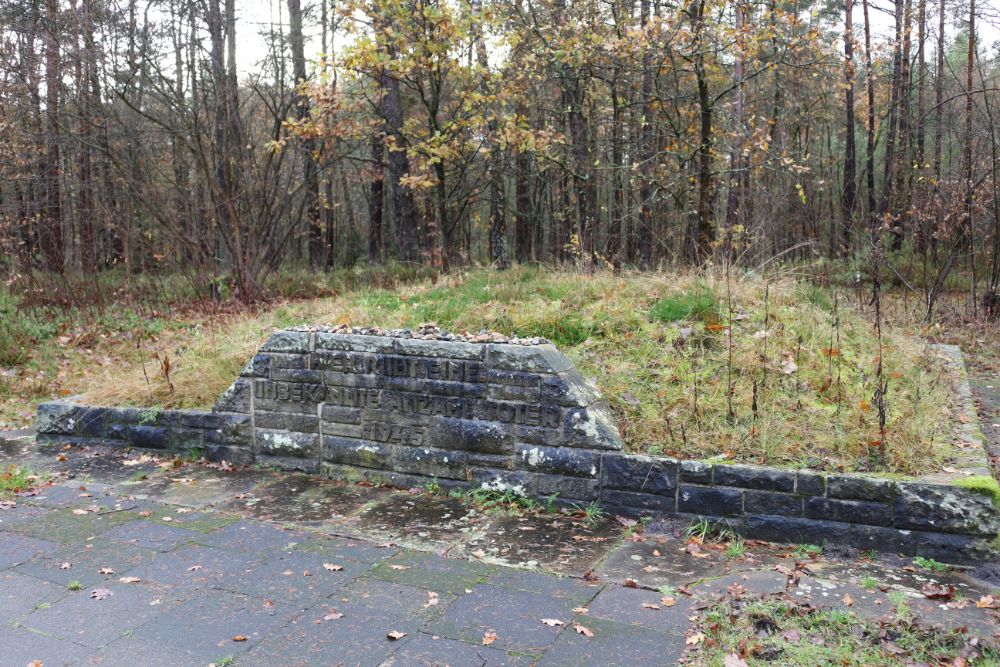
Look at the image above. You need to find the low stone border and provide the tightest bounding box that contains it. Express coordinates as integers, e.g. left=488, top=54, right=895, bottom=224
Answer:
left=34, top=336, right=999, bottom=563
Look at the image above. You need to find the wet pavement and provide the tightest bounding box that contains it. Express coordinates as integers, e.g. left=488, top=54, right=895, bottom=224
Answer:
left=2, top=435, right=1000, bottom=666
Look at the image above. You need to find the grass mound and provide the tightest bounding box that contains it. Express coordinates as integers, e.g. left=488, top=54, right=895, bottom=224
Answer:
left=29, top=267, right=958, bottom=474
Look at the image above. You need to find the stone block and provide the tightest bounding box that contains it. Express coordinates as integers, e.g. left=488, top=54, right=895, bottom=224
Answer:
left=36, top=402, right=85, bottom=435
left=536, top=474, right=599, bottom=501
left=679, top=460, right=713, bottom=484
left=121, top=424, right=171, bottom=449
left=562, top=407, right=624, bottom=451
left=257, top=454, right=320, bottom=473
left=213, top=378, right=251, bottom=413
left=205, top=444, right=254, bottom=466
left=743, top=490, right=803, bottom=517
left=806, top=497, right=892, bottom=527
left=259, top=331, right=312, bottom=353
left=827, top=475, right=895, bottom=502
left=539, top=374, right=600, bottom=406
left=713, top=464, right=795, bottom=492
left=894, top=483, right=1000, bottom=536
left=270, top=368, right=325, bottom=384
left=392, top=446, right=467, bottom=480
left=393, top=337, right=485, bottom=360
left=314, top=333, right=394, bottom=354
left=515, top=444, right=598, bottom=478
left=678, top=485, right=742, bottom=516
left=75, top=408, right=109, bottom=438
left=321, top=435, right=392, bottom=469
left=426, top=417, right=513, bottom=455
left=486, top=343, right=573, bottom=374
left=254, top=411, right=319, bottom=434
left=742, top=514, right=851, bottom=546
left=910, top=530, right=997, bottom=563
left=470, top=469, right=537, bottom=497
left=255, top=428, right=319, bottom=460
left=601, top=454, right=676, bottom=494
left=795, top=472, right=826, bottom=496
left=850, top=524, right=912, bottom=555
left=320, top=405, right=361, bottom=424
left=601, top=489, right=675, bottom=514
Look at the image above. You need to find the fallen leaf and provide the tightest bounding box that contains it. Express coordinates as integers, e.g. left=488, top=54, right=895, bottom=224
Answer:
left=59, top=562, right=71, bottom=570
left=98, top=567, right=115, bottom=575
left=922, top=582, right=955, bottom=600
left=572, top=607, right=588, bottom=614
left=685, top=632, right=705, bottom=645
left=843, top=593, right=853, bottom=606
left=118, top=576, right=141, bottom=584
left=623, top=579, right=639, bottom=588
left=323, top=612, right=344, bottom=621
left=977, top=595, right=999, bottom=609
left=573, top=624, right=594, bottom=638
left=232, top=635, right=248, bottom=642
left=540, top=619, right=564, bottom=627
left=642, top=603, right=660, bottom=610
left=72, top=509, right=89, bottom=515
left=187, top=565, right=202, bottom=571
left=390, top=565, right=410, bottom=571
left=323, top=563, right=343, bottom=572
left=90, top=588, right=113, bottom=600
left=387, top=631, right=407, bottom=641
left=482, top=631, right=497, bottom=646
left=661, top=596, right=676, bottom=607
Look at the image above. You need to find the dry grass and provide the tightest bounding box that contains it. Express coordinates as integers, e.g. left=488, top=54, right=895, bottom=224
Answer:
left=68, top=266, right=960, bottom=475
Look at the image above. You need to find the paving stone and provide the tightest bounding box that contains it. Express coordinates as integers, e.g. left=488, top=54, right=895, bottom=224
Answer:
left=194, top=518, right=312, bottom=553
left=455, top=512, right=621, bottom=575
left=124, top=543, right=265, bottom=590
left=213, top=549, right=360, bottom=608
left=536, top=614, right=686, bottom=667
left=585, top=584, right=697, bottom=634
left=22, top=582, right=186, bottom=649
left=0, top=571, right=69, bottom=624
left=85, top=636, right=205, bottom=667
left=131, top=588, right=298, bottom=661
left=690, top=569, right=789, bottom=597
left=244, top=579, right=446, bottom=667
left=100, top=520, right=197, bottom=552
left=485, top=567, right=601, bottom=606
left=218, top=472, right=392, bottom=525
left=0, top=532, right=61, bottom=569
left=14, top=540, right=157, bottom=587
left=293, top=535, right=394, bottom=577
left=340, top=493, right=489, bottom=551
left=21, top=484, right=112, bottom=508
left=129, top=467, right=270, bottom=508
left=369, top=551, right=493, bottom=595
left=427, top=583, right=582, bottom=654
left=594, top=534, right=727, bottom=589
left=0, top=626, right=93, bottom=667
left=382, top=632, right=535, bottom=666
left=6, top=508, right=138, bottom=544
left=137, top=506, right=240, bottom=533
left=0, top=503, right=50, bottom=529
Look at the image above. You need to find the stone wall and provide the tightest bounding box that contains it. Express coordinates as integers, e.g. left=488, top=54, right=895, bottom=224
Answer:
left=34, top=331, right=1000, bottom=563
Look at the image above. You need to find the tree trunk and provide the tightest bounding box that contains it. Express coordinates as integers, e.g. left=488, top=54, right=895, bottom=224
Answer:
left=288, top=0, right=323, bottom=268
left=41, top=0, right=63, bottom=272
left=638, top=0, right=654, bottom=268
left=841, top=0, right=857, bottom=255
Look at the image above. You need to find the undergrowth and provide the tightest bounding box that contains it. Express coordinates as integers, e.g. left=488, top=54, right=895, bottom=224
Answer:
left=6, top=266, right=961, bottom=475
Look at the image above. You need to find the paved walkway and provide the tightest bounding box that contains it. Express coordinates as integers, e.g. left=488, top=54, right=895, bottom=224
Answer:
left=1, top=434, right=999, bottom=666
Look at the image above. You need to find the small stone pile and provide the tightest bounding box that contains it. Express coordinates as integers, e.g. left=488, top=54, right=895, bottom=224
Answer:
left=288, top=322, right=548, bottom=346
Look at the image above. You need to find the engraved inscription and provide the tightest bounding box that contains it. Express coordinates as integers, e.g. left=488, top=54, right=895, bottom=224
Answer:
left=254, top=379, right=562, bottom=428
left=361, top=421, right=426, bottom=446
left=314, top=352, right=484, bottom=383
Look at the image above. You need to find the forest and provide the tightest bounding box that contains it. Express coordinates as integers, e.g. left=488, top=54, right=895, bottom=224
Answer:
left=0, top=0, right=997, bottom=313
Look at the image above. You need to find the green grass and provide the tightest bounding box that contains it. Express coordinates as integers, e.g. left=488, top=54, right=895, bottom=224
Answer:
left=913, top=556, right=949, bottom=572
left=0, top=465, right=42, bottom=499
left=20, top=266, right=959, bottom=475
left=691, top=596, right=997, bottom=666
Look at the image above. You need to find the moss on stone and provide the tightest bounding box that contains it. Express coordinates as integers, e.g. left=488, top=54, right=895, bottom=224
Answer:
left=955, top=476, right=1000, bottom=508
